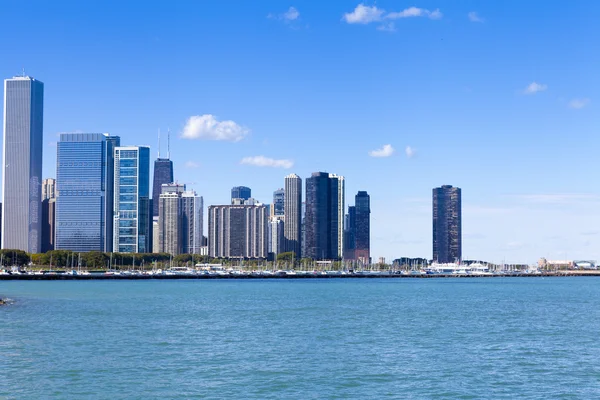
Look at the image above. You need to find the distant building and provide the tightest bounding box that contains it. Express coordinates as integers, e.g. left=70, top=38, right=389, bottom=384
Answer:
left=343, top=206, right=356, bottom=260
left=114, top=146, right=150, bottom=253
left=231, top=186, right=251, bottom=202
left=158, top=183, right=185, bottom=255
left=208, top=204, right=268, bottom=259
left=41, top=198, right=56, bottom=252
left=2, top=76, right=44, bottom=253
left=181, top=191, right=203, bottom=254
left=432, top=185, right=462, bottom=263
left=42, top=178, right=56, bottom=201
left=273, top=188, right=285, bottom=216
left=354, top=191, right=370, bottom=264
left=152, top=159, right=174, bottom=217
left=55, top=133, right=120, bottom=252
left=268, top=216, right=285, bottom=256
left=284, top=174, right=302, bottom=258
left=305, top=172, right=344, bottom=260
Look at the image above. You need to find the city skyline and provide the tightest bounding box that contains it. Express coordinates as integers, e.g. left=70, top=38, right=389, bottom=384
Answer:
left=0, top=1, right=597, bottom=263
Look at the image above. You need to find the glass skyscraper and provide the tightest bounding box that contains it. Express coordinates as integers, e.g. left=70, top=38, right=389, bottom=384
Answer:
left=55, top=133, right=120, bottom=252
left=273, top=188, right=285, bottom=216
left=231, top=186, right=251, bottom=202
left=2, top=76, right=44, bottom=253
left=114, top=146, right=150, bottom=253
left=152, top=158, right=174, bottom=217
left=284, top=174, right=302, bottom=258
left=432, top=185, right=462, bottom=263
left=354, top=191, right=370, bottom=264
left=305, top=172, right=344, bottom=260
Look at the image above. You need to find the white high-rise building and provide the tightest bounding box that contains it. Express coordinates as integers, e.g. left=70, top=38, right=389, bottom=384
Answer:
left=2, top=76, right=44, bottom=252
left=42, top=178, right=56, bottom=201
left=284, top=173, right=302, bottom=258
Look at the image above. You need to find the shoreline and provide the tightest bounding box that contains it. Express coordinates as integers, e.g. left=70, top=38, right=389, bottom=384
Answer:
left=0, top=271, right=598, bottom=280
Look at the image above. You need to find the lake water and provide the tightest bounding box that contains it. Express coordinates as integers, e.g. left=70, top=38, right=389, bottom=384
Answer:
left=2, top=278, right=600, bottom=399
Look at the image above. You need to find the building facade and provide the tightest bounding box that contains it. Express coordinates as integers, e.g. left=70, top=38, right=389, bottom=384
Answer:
left=55, top=133, right=120, bottom=252
left=354, top=191, right=370, bottom=264
left=181, top=191, right=203, bottom=254
left=273, top=188, right=285, bottom=216
left=268, top=216, right=285, bottom=256
left=343, top=206, right=356, bottom=260
left=208, top=204, right=268, bottom=259
left=304, top=172, right=344, bottom=260
left=42, top=178, right=56, bottom=201
left=113, top=146, right=150, bottom=253
left=2, top=76, right=44, bottom=252
left=158, top=191, right=182, bottom=255
left=284, top=173, right=302, bottom=258
left=152, top=158, right=174, bottom=217
left=41, top=198, right=56, bottom=253
left=231, top=186, right=251, bottom=202
left=432, top=185, right=462, bottom=263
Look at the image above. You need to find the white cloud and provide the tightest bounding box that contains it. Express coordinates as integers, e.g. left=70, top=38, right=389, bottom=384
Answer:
left=185, top=161, right=200, bottom=169
left=344, top=4, right=442, bottom=26
left=181, top=114, right=249, bottom=142
left=369, top=144, right=395, bottom=158
left=468, top=11, right=484, bottom=22
left=240, top=156, right=294, bottom=169
left=284, top=6, right=300, bottom=21
left=568, top=98, right=590, bottom=109
left=405, top=145, right=416, bottom=158
left=269, top=6, right=300, bottom=22
left=523, top=82, right=547, bottom=95
left=386, top=7, right=443, bottom=20
left=343, top=4, right=384, bottom=24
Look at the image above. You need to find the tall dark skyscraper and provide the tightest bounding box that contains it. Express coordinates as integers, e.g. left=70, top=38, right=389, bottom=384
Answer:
left=273, top=188, right=285, bottom=216
left=231, top=186, right=251, bottom=201
left=2, top=76, right=44, bottom=253
left=354, top=191, right=370, bottom=264
left=343, top=206, right=356, bottom=260
left=305, top=172, right=344, bottom=260
left=152, top=159, right=174, bottom=217
left=432, top=185, right=462, bottom=263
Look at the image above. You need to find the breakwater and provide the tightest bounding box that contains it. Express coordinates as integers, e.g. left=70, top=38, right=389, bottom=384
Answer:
left=1, top=271, right=598, bottom=280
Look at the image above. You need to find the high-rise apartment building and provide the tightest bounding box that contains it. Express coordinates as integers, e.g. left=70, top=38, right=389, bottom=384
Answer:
left=181, top=191, right=203, bottom=254
left=273, top=188, right=285, bottom=216
left=354, top=191, right=370, bottom=264
left=268, top=216, right=284, bottom=256
left=2, top=76, right=44, bottom=252
left=305, top=172, right=345, bottom=260
left=114, top=146, right=150, bottom=253
left=432, top=185, right=462, bottom=263
left=158, top=184, right=185, bottom=255
left=208, top=204, right=268, bottom=259
left=284, top=174, right=302, bottom=258
left=343, top=206, right=356, bottom=260
left=42, top=178, right=56, bottom=201
left=231, top=186, right=251, bottom=202
left=55, top=133, right=120, bottom=252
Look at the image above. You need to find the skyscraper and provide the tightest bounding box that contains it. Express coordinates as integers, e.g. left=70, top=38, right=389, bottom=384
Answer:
left=55, top=133, right=120, bottom=252
left=2, top=76, right=44, bottom=252
left=284, top=174, right=302, bottom=258
left=152, top=159, right=174, bottom=217
left=114, top=146, right=150, bottom=253
left=41, top=197, right=56, bottom=253
left=343, top=206, right=356, bottom=260
left=152, top=130, right=174, bottom=217
left=432, top=185, right=462, bottom=263
left=305, top=172, right=344, bottom=260
left=273, top=188, right=285, bottom=216
left=231, top=186, right=251, bottom=202
left=181, top=191, right=203, bottom=254
left=354, top=191, right=370, bottom=264
left=208, top=204, right=268, bottom=259
left=268, top=216, right=284, bottom=256
left=158, top=183, right=185, bottom=256
left=42, top=178, right=56, bottom=200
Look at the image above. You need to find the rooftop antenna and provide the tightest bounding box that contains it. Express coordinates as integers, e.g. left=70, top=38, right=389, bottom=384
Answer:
left=157, top=128, right=161, bottom=158
left=22, top=68, right=25, bottom=77
left=167, top=128, right=171, bottom=159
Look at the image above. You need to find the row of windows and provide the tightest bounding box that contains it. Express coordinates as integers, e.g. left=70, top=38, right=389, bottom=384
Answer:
left=119, top=168, right=137, bottom=177
left=119, top=177, right=137, bottom=185
left=117, top=151, right=138, bottom=158
left=57, top=191, right=102, bottom=197
left=58, top=222, right=101, bottom=226
left=119, top=159, right=137, bottom=167
left=119, top=211, right=137, bottom=219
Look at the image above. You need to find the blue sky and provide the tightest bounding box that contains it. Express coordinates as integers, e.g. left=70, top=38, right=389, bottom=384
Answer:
left=1, top=1, right=598, bottom=263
